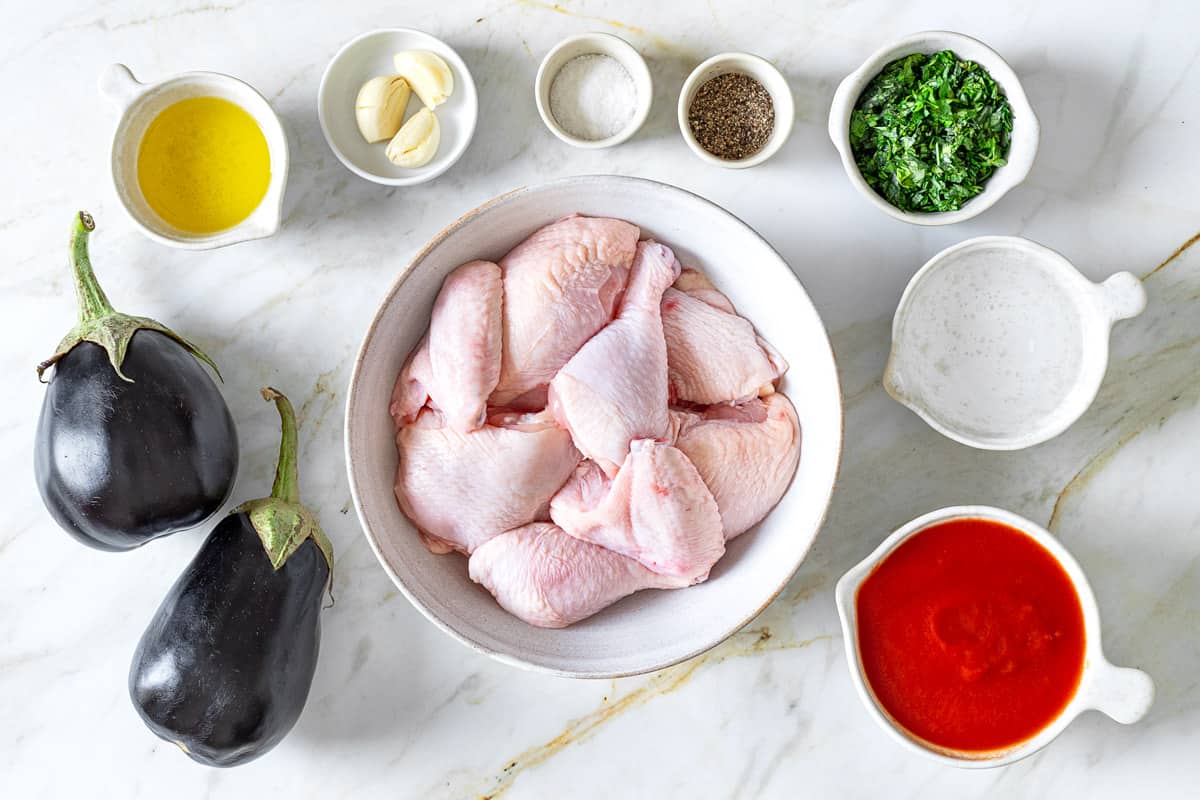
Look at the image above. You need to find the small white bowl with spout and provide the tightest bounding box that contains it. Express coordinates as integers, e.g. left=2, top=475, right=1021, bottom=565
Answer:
left=884, top=236, right=1146, bottom=450
left=98, top=63, right=289, bottom=250
left=836, top=505, right=1155, bottom=768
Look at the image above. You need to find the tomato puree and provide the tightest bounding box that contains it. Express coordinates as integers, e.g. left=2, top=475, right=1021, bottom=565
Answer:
left=855, top=517, right=1085, bottom=752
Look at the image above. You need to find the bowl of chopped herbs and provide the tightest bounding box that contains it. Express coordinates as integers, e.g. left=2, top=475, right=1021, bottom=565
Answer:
left=829, top=31, right=1039, bottom=225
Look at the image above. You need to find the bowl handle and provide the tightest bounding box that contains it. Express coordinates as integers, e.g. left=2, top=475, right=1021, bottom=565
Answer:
left=98, top=63, right=144, bottom=109
left=1087, top=658, right=1155, bottom=724
left=1097, top=271, right=1147, bottom=322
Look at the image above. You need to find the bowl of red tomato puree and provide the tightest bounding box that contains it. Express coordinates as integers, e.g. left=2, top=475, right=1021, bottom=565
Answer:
left=836, top=505, right=1154, bottom=767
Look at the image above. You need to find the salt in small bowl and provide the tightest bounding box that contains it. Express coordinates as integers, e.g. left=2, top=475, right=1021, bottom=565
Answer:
left=535, top=32, right=652, bottom=149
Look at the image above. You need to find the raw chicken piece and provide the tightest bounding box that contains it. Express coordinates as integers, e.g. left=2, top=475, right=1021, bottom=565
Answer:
left=673, top=267, right=735, bottom=313
left=428, top=260, right=503, bottom=432
left=550, top=439, right=725, bottom=585
left=389, top=261, right=503, bottom=433
left=491, top=215, right=639, bottom=407
left=389, top=334, right=431, bottom=428
left=395, top=408, right=580, bottom=554
left=469, top=522, right=676, bottom=628
left=671, top=393, right=801, bottom=540
left=549, top=240, right=680, bottom=474
left=661, top=274, right=788, bottom=405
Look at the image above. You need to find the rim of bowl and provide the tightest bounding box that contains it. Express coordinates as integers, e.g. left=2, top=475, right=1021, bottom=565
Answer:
left=344, top=174, right=845, bottom=678
left=534, top=32, right=653, bottom=149
left=883, top=235, right=1115, bottom=450
left=827, top=30, right=1040, bottom=225
left=833, top=504, right=1138, bottom=768
left=677, top=52, right=795, bottom=169
left=105, top=69, right=289, bottom=250
left=317, top=27, right=479, bottom=186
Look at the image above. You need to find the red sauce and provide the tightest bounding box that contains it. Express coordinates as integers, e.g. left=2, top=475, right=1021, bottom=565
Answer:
left=855, top=517, right=1085, bottom=752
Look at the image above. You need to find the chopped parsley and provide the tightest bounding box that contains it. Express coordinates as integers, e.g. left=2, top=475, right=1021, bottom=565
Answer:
left=849, top=50, right=1013, bottom=214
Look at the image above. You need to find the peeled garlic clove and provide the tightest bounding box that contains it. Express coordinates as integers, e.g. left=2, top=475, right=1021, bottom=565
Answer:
left=355, top=75, right=411, bottom=143
left=392, top=50, right=454, bottom=109
left=385, top=107, right=440, bottom=167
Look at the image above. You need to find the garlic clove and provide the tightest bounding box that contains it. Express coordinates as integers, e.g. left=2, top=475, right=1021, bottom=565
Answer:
left=355, top=75, right=411, bottom=143
left=392, top=50, right=454, bottom=109
left=385, top=107, right=441, bottom=167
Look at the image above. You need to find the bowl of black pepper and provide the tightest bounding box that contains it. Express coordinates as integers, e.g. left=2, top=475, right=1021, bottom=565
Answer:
left=828, top=30, right=1040, bottom=225
left=678, top=52, right=795, bottom=168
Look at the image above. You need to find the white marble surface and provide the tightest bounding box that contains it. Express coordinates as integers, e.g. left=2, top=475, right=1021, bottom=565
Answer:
left=3, top=1, right=1199, bottom=797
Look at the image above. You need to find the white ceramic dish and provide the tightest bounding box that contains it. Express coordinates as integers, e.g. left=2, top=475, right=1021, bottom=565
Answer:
left=318, top=28, right=478, bottom=186
left=884, top=236, right=1146, bottom=450
left=98, top=63, right=288, bottom=250
left=835, top=505, right=1154, bottom=768
left=534, top=32, right=652, bottom=149
left=345, top=175, right=843, bottom=678
left=677, top=52, right=794, bottom=169
left=828, top=31, right=1039, bottom=225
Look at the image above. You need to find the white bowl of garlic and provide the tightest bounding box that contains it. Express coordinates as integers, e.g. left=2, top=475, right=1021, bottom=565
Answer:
left=318, top=28, right=478, bottom=186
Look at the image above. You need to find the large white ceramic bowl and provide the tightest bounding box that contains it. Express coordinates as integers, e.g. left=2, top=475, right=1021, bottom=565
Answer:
left=345, top=175, right=843, bottom=678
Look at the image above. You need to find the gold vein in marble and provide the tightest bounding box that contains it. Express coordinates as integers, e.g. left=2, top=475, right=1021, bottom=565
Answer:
left=476, top=629, right=831, bottom=799
left=1050, top=229, right=1200, bottom=530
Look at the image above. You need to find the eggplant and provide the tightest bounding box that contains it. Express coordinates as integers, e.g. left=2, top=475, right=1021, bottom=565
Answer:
left=129, top=388, right=333, bottom=767
left=35, top=212, right=237, bottom=551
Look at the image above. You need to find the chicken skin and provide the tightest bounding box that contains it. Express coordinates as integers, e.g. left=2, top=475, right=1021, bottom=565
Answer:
left=671, top=394, right=801, bottom=540
left=661, top=269, right=787, bottom=405
left=469, top=522, right=677, bottom=628
left=491, top=214, right=639, bottom=408
left=549, top=240, right=679, bottom=475
left=550, top=439, right=725, bottom=585
left=395, top=409, right=580, bottom=554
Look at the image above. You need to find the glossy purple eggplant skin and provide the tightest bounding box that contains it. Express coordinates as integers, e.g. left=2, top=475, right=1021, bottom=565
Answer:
left=34, top=330, right=238, bottom=551
left=129, top=512, right=328, bottom=767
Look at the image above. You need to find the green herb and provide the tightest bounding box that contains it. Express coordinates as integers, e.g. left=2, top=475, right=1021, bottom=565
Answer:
left=849, top=50, right=1013, bottom=213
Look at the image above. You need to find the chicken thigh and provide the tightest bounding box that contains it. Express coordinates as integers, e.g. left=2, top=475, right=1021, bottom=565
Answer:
left=672, top=267, right=736, bottom=313
left=491, top=215, right=639, bottom=408
left=671, top=393, right=801, bottom=540
left=549, top=240, right=679, bottom=474
left=550, top=439, right=725, bottom=585
left=469, top=522, right=676, bottom=628
left=661, top=271, right=788, bottom=405
left=395, top=408, right=580, bottom=554
left=389, top=333, right=432, bottom=428
left=388, top=260, right=503, bottom=433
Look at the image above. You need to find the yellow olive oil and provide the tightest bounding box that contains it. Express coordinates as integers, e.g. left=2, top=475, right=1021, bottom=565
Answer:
left=137, top=96, right=271, bottom=234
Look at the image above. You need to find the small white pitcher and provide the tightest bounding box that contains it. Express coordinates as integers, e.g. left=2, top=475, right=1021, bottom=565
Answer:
left=99, top=63, right=289, bottom=250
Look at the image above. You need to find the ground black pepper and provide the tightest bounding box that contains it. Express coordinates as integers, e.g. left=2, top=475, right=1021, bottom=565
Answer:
left=687, top=72, right=775, bottom=161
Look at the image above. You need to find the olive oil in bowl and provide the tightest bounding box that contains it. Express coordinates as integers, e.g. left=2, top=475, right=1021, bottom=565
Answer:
left=137, top=96, right=271, bottom=234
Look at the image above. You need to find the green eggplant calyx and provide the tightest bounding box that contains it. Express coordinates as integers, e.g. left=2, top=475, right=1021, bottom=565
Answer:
left=35, top=211, right=222, bottom=384
left=236, top=388, right=335, bottom=576
left=235, top=497, right=334, bottom=574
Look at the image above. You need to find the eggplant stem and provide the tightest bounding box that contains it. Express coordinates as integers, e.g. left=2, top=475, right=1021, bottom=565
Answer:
left=37, top=211, right=224, bottom=383
left=70, top=211, right=115, bottom=323
left=263, top=387, right=300, bottom=504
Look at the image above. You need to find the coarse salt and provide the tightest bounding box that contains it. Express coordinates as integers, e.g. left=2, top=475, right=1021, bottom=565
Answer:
left=548, top=54, right=636, bottom=141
